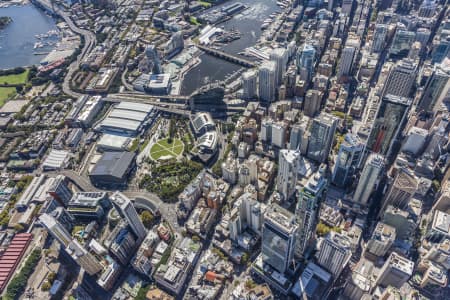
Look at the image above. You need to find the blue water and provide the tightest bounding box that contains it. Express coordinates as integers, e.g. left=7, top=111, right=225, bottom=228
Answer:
left=0, top=4, right=58, bottom=69
left=180, top=0, right=281, bottom=95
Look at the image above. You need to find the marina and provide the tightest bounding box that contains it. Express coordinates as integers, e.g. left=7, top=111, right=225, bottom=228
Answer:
left=181, top=0, right=280, bottom=95
left=0, top=3, right=59, bottom=68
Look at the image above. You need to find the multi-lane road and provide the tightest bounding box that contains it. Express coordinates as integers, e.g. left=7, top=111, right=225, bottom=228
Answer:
left=33, top=0, right=96, bottom=98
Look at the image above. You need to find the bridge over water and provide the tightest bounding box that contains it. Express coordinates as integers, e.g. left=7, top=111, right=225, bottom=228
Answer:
left=196, top=44, right=257, bottom=68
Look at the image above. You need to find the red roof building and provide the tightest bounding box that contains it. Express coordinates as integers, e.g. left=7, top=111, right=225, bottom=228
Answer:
left=0, top=233, right=33, bottom=292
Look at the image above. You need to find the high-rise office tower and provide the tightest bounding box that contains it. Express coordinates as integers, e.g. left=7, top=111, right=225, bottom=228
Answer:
left=47, top=175, right=73, bottom=206
left=39, top=213, right=103, bottom=276
left=389, top=29, right=415, bottom=58
left=49, top=207, right=75, bottom=233
left=66, top=240, right=104, bottom=276
left=145, top=44, right=161, bottom=74
left=165, top=31, right=184, bottom=57
left=367, top=95, right=412, bottom=156
left=241, top=69, right=258, bottom=100
left=419, top=0, right=437, bottom=18
left=307, top=113, right=338, bottom=163
left=337, top=46, right=356, bottom=78
left=317, top=231, right=352, bottom=277
left=415, top=28, right=431, bottom=46
left=343, top=259, right=374, bottom=299
left=271, top=121, right=287, bottom=148
left=383, top=168, right=418, bottom=210
left=366, top=222, right=396, bottom=257
left=261, top=118, right=273, bottom=143
left=258, top=61, right=276, bottom=102
left=341, top=0, right=353, bottom=14
left=331, top=134, right=364, bottom=187
left=295, top=166, right=327, bottom=257
left=419, top=62, right=450, bottom=112
left=296, top=44, right=316, bottom=81
left=289, top=120, right=309, bottom=151
left=383, top=59, right=417, bottom=98
left=261, top=204, right=298, bottom=274
left=432, top=36, right=450, bottom=63
left=110, top=191, right=147, bottom=243
left=372, top=24, right=388, bottom=53
left=39, top=213, right=73, bottom=247
left=303, top=89, right=323, bottom=117
left=353, top=154, right=384, bottom=205
left=277, top=149, right=300, bottom=201
left=270, top=48, right=288, bottom=85
left=376, top=252, right=414, bottom=288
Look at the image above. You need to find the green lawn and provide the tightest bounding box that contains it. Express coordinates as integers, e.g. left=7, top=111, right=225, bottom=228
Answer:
left=198, top=1, right=211, bottom=7
left=189, top=16, right=200, bottom=25
left=0, top=69, right=29, bottom=85
left=0, top=87, right=16, bottom=107
left=150, top=138, right=184, bottom=160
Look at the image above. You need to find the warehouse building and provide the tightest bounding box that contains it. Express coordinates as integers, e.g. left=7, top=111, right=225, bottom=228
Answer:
left=98, top=102, right=156, bottom=137
left=89, top=151, right=136, bottom=188
left=97, top=134, right=132, bottom=152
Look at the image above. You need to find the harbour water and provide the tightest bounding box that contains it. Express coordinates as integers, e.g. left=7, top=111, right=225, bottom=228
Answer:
left=180, top=0, right=281, bottom=95
left=0, top=4, right=58, bottom=69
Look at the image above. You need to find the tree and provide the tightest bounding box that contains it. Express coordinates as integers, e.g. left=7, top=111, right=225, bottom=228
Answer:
left=140, top=211, right=154, bottom=229
left=15, top=85, right=23, bottom=94
left=241, top=252, right=249, bottom=264
left=47, top=272, right=56, bottom=283
left=13, top=224, right=24, bottom=232
left=41, top=281, right=51, bottom=291
left=316, top=222, right=331, bottom=237
left=432, top=179, right=441, bottom=192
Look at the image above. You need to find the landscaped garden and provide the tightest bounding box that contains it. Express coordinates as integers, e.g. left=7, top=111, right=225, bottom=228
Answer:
left=150, top=138, right=184, bottom=160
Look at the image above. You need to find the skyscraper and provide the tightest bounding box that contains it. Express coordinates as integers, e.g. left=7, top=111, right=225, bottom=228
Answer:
left=277, top=149, right=300, bottom=201
left=432, top=35, right=450, bottom=63
left=289, top=120, right=309, bottom=151
left=270, top=48, right=288, bottom=85
left=383, top=59, right=417, bottom=98
left=331, top=134, right=364, bottom=187
left=165, top=31, right=184, bottom=58
left=261, top=204, right=298, bottom=274
left=383, top=168, right=418, bottom=210
left=366, top=222, right=396, bottom=257
left=66, top=239, right=104, bottom=275
left=307, top=113, right=338, bottom=163
left=295, top=166, right=327, bottom=257
left=389, top=29, right=415, bottom=58
left=419, top=61, right=450, bottom=112
left=39, top=213, right=104, bottom=276
left=367, top=95, right=412, bottom=156
left=145, top=44, right=161, bottom=74
left=241, top=69, right=258, bottom=100
left=337, top=46, right=356, bottom=78
left=110, top=191, right=147, bottom=243
left=317, top=231, right=352, bottom=277
left=418, top=0, right=437, bottom=18
left=296, top=44, right=316, bottom=81
left=303, top=89, right=323, bottom=117
left=415, top=28, right=431, bottom=47
left=258, top=61, right=276, bottom=102
left=353, top=154, right=384, bottom=205
left=47, top=175, right=73, bottom=206
left=39, top=213, right=73, bottom=247
left=376, top=252, right=414, bottom=288
left=341, top=0, right=353, bottom=14
left=372, top=24, right=388, bottom=53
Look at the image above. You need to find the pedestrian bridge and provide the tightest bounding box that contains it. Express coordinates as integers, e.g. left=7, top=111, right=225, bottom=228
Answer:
left=197, top=44, right=257, bottom=68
